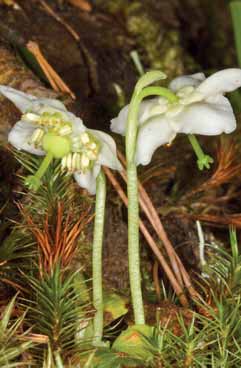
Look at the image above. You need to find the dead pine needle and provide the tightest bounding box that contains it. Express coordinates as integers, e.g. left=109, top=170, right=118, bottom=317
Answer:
left=27, top=40, right=76, bottom=99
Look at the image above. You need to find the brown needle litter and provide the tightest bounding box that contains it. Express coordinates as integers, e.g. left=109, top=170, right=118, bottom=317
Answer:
left=27, top=41, right=76, bottom=99
left=38, top=0, right=80, bottom=42
left=67, top=0, right=92, bottom=12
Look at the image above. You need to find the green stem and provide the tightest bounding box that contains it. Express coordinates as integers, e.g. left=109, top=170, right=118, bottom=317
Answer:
left=92, top=169, right=106, bottom=345
left=130, top=50, right=145, bottom=76
left=126, top=83, right=178, bottom=324
left=25, top=151, right=54, bottom=191
left=54, top=352, right=64, bottom=368
left=127, top=162, right=145, bottom=324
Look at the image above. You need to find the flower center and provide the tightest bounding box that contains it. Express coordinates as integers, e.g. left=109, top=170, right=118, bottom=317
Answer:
left=42, top=133, right=71, bottom=159
left=177, top=86, right=203, bottom=106
left=24, top=111, right=73, bottom=148
left=61, top=131, right=100, bottom=173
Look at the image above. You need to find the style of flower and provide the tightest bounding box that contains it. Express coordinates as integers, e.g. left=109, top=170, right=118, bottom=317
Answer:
left=111, top=69, right=241, bottom=166
left=0, top=85, right=121, bottom=194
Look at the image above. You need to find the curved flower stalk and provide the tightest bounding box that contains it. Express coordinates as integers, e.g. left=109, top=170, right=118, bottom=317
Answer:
left=0, top=85, right=122, bottom=345
left=111, top=68, right=241, bottom=169
left=110, top=69, right=241, bottom=325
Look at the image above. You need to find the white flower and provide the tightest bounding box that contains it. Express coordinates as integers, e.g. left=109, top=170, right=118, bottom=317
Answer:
left=0, top=85, right=121, bottom=194
left=111, top=69, right=241, bottom=166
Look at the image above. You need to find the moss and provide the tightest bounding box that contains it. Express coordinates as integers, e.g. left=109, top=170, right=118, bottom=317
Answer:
left=96, top=0, right=197, bottom=79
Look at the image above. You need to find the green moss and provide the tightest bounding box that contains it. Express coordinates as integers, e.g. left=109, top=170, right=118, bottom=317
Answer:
left=96, top=0, right=197, bottom=79
left=126, top=2, right=197, bottom=78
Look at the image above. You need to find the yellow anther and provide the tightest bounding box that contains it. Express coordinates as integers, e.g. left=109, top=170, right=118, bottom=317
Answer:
left=80, top=132, right=90, bottom=144
left=29, top=128, right=44, bottom=145
left=86, top=150, right=98, bottom=160
left=66, top=153, right=73, bottom=171
left=58, top=124, right=72, bottom=136
left=61, top=156, right=67, bottom=170
left=72, top=152, right=81, bottom=171
left=88, top=142, right=97, bottom=150
left=23, top=112, right=40, bottom=123
left=81, top=154, right=90, bottom=169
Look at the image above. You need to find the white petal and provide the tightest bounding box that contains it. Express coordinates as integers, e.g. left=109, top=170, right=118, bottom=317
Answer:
left=110, top=104, right=129, bottom=135
left=0, top=85, right=37, bottom=112
left=135, top=116, right=176, bottom=166
left=0, top=85, right=69, bottom=116
left=110, top=98, right=160, bottom=136
left=197, top=69, right=241, bottom=98
left=31, top=98, right=68, bottom=114
left=70, top=115, right=85, bottom=135
left=172, top=98, right=236, bottom=135
left=74, top=164, right=101, bottom=195
left=169, top=73, right=206, bottom=92
left=8, top=120, right=45, bottom=155
left=138, top=97, right=163, bottom=123
left=88, top=129, right=122, bottom=171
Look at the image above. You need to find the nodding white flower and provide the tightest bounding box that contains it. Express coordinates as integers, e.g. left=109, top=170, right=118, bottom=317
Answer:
left=111, top=69, right=241, bottom=166
left=0, top=86, right=121, bottom=194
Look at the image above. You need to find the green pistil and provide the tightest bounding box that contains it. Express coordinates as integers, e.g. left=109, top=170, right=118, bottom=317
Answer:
left=25, top=131, right=72, bottom=191
left=25, top=151, right=54, bottom=191
left=138, top=86, right=179, bottom=105
left=42, top=133, right=71, bottom=159
left=188, top=134, right=214, bottom=170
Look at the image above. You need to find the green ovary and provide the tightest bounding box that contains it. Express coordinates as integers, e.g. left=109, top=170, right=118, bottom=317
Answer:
left=42, top=133, right=71, bottom=159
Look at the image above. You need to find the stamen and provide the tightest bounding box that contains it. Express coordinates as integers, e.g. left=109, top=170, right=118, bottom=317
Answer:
left=177, top=86, right=195, bottom=98
left=23, top=112, right=40, bottom=123
left=58, top=124, right=72, bottom=136
left=61, top=155, right=67, bottom=171
left=29, top=128, right=44, bottom=146
left=72, top=152, right=81, bottom=171
left=89, top=142, right=97, bottom=150
left=80, top=132, right=90, bottom=144
left=66, top=153, right=73, bottom=171
left=86, top=150, right=98, bottom=160
left=81, top=154, right=90, bottom=169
